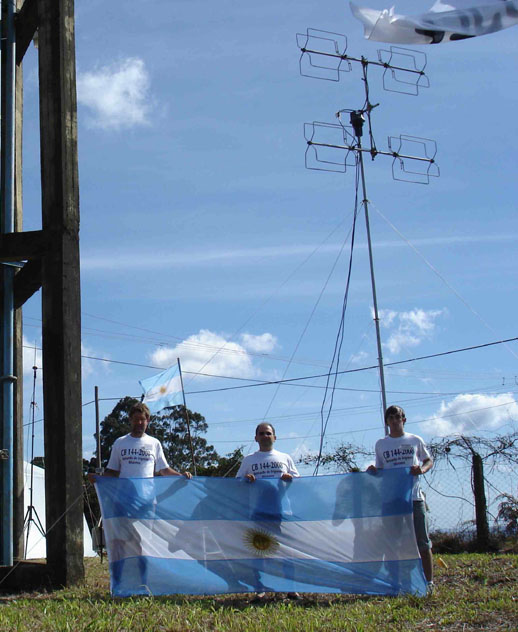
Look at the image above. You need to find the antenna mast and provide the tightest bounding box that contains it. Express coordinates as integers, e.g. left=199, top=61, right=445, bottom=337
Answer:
left=297, top=30, right=439, bottom=431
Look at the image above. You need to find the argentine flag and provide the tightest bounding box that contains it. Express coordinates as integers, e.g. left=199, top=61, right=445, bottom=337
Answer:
left=139, top=365, right=183, bottom=414
left=94, top=469, right=427, bottom=597
left=351, top=0, right=518, bottom=45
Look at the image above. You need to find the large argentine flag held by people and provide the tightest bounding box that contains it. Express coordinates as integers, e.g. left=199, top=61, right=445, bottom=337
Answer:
left=139, top=364, right=183, bottom=414
left=350, top=0, right=518, bottom=45
left=94, top=469, right=427, bottom=597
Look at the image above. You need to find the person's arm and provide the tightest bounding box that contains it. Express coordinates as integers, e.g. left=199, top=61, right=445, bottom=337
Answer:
left=158, top=467, right=192, bottom=479
left=410, top=439, right=433, bottom=475
left=87, top=467, right=119, bottom=484
left=236, top=457, right=255, bottom=482
left=410, top=457, right=433, bottom=476
left=367, top=440, right=384, bottom=473
left=281, top=456, right=299, bottom=481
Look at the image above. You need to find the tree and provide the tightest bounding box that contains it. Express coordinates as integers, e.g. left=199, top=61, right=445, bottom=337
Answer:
left=299, top=441, right=372, bottom=473
left=429, top=432, right=518, bottom=551
left=150, top=405, right=219, bottom=472
left=95, top=397, right=243, bottom=476
left=96, top=396, right=139, bottom=466
left=196, top=447, right=244, bottom=477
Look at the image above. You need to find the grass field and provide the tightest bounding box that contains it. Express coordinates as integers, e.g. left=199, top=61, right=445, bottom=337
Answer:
left=0, top=554, right=516, bottom=631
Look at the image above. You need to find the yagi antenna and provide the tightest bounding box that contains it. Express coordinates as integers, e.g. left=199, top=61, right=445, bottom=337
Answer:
left=297, top=28, right=440, bottom=439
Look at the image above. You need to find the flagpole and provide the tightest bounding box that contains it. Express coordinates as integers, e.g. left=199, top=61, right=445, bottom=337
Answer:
left=177, top=358, right=197, bottom=475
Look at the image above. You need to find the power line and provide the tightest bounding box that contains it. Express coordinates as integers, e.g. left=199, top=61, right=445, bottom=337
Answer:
left=207, top=400, right=518, bottom=443
left=22, top=334, right=518, bottom=396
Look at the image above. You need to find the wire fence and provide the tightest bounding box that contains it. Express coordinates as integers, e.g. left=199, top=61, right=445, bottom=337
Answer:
left=421, top=461, right=517, bottom=534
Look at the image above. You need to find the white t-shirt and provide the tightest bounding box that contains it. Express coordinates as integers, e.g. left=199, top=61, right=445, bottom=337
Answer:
left=107, top=433, right=169, bottom=478
left=374, top=432, right=431, bottom=501
left=236, top=448, right=300, bottom=480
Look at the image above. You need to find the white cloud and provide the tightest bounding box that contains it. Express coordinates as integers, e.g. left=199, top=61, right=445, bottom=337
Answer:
left=80, top=234, right=518, bottom=272
left=421, top=393, right=518, bottom=436
left=149, top=329, right=272, bottom=379
left=350, top=350, right=368, bottom=365
left=239, top=333, right=277, bottom=353
left=77, top=57, right=151, bottom=130
left=23, top=336, right=42, bottom=375
left=82, top=343, right=110, bottom=379
left=380, top=308, right=445, bottom=355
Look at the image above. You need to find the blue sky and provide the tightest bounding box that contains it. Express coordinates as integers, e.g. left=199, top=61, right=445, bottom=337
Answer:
left=19, top=1, right=518, bottom=479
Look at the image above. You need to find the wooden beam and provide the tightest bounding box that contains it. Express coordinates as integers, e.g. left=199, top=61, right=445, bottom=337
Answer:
left=38, top=0, right=83, bottom=586
left=0, top=229, right=47, bottom=262
left=13, top=258, right=41, bottom=309
left=15, top=0, right=39, bottom=66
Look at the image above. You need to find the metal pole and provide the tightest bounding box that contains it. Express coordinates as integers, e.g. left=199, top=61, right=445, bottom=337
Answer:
left=177, top=358, right=197, bottom=475
left=1, top=0, right=17, bottom=566
left=350, top=111, right=388, bottom=431
left=95, top=386, right=101, bottom=470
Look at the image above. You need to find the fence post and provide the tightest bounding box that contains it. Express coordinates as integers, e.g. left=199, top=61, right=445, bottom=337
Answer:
left=472, top=453, right=490, bottom=550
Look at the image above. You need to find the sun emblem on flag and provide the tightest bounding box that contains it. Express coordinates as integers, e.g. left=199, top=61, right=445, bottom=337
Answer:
left=159, top=385, right=168, bottom=394
left=243, top=528, right=279, bottom=557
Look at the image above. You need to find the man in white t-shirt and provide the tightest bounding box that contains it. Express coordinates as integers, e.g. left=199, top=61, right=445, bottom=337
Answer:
left=236, top=422, right=300, bottom=482
left=102, top=402, right=191, bottom=479
left=237, top=423, right=300, bottom=600
left=90, top=402, right=191, bottom=588
left=368, top=405, right=434, bottom=590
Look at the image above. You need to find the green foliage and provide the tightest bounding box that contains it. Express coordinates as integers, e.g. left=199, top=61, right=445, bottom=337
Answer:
left=150, top=405, right=219, bottom=472
left=196, top=447, right=244, bottom=477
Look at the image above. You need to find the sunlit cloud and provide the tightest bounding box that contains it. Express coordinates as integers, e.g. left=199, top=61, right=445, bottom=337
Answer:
left=421, top=393, right=518, bottom=436
left=149, top=329, right=275, bottom=380
left=23, top=336, right=42, bottom=376
left=77, top=57, right=151, bottom=130
left=240, top=333, right=277, bottom=353
left=380, top=308, right=445, bottom=355
left=82, top=342, right=110, bottom=379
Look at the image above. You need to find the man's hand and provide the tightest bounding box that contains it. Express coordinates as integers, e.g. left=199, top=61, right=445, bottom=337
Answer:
left=366, top=465, right=377, bottom=473
left=280, top=473, right=293, bottom=482
left=245, top=473, right=256, bottom=483
left=411, top=458, right=433, bottom=476
left=182, top=471, right=193, bottom=479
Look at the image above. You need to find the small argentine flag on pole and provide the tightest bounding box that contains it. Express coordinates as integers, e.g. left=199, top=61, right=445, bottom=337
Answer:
left=139, top=363, right=183, bottom=414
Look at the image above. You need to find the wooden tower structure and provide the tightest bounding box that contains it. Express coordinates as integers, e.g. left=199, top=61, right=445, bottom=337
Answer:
left=0, top=0, right=83, bottom=586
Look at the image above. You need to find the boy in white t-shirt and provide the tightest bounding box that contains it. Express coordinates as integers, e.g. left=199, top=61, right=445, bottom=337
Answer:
left=368, top=405, right=434, bottom=590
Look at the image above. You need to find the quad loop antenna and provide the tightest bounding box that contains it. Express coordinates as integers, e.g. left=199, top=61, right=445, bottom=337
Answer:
left=378, top=47, right=429, bottom=96
left=297, top=28, right=428, bottom=96
left=298, top=29, right=440, bottom=438
left=297, top=29, right=351, bottom=81
left=304, top=121, right=357, bottom=172
left=388, top=135, right=439, bottom=184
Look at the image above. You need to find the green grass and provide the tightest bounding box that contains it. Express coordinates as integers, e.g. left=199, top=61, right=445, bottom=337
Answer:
left=0, top=554, right=517, bottom=631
